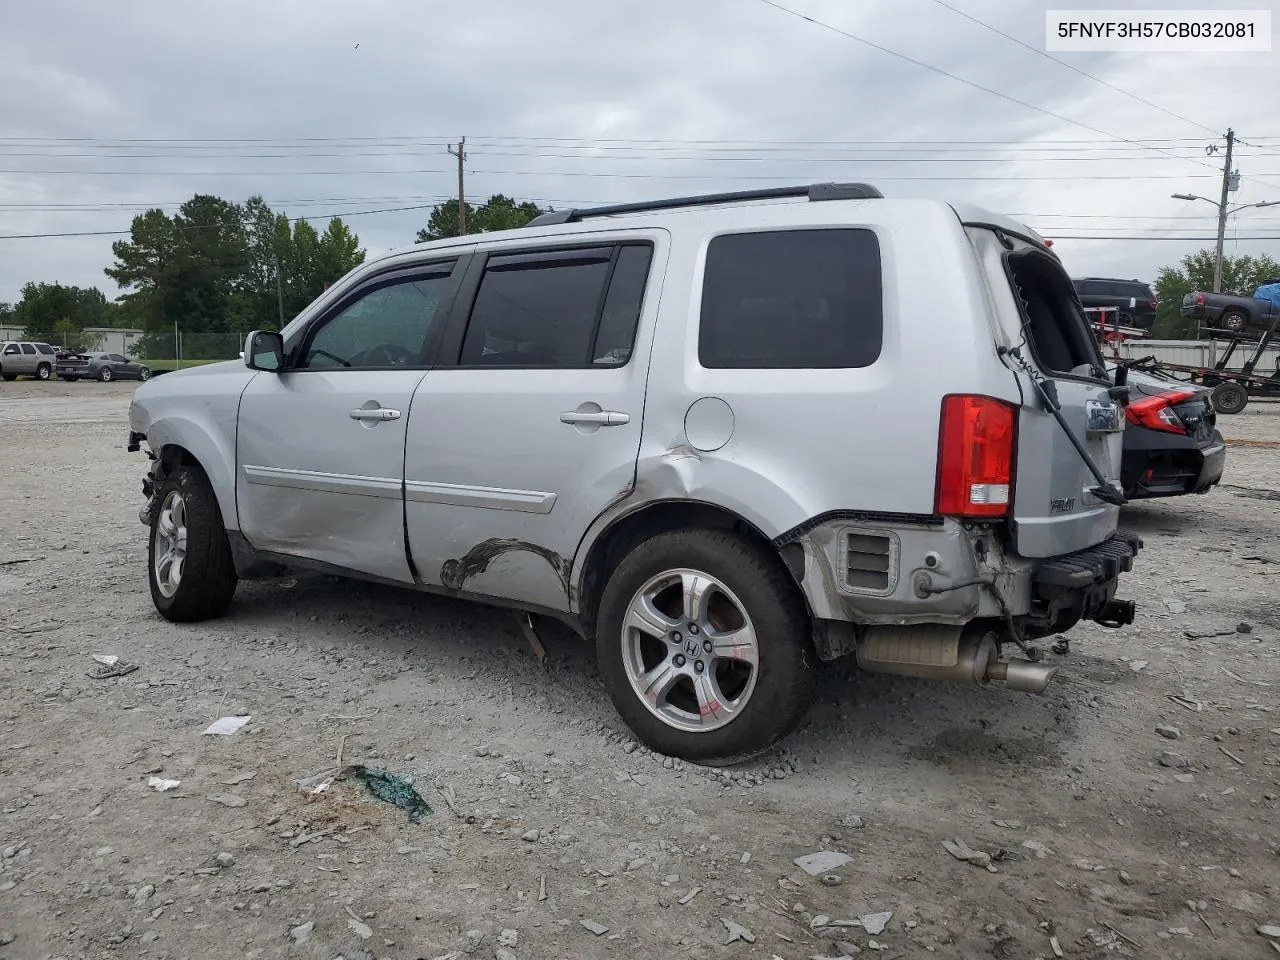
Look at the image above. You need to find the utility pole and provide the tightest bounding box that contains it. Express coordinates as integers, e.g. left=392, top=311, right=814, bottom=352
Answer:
left=273, top=249, right=285, bottom=326
left=448, top=137, right=467, bottom=235
left=1212, top=128, right=1235, bottom=294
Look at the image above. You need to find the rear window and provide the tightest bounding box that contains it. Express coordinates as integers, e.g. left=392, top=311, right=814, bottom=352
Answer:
left=35, top=343, right=54, bottom=355
left=699, top=229, right=882, bottom=369
left=1008, top=251, right=1102, bottom=377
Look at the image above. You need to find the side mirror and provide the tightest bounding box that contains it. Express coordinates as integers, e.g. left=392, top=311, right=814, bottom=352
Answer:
left=245, top=330, right=284, bottom=372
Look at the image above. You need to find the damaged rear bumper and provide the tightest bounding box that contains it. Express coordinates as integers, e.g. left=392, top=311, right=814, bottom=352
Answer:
left=787, top=515, right=1141, bottom=655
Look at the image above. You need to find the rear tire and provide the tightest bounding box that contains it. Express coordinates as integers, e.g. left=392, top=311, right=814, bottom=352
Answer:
left=98, top=367, right=113, bottom=382
left=1220, top=309, right=1248, bottom=333
left=1211, top=381, right=1249, bottom=415
left=36, top=363, right=51, bottom=381
left=148, top=464, right=238, bottom=622
left=595, top=529, right=816, bottom=765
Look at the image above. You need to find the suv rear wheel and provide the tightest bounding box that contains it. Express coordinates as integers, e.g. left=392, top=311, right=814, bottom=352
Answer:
left=36, top=363, right=51, bottom=381
left=98, top=367, right=113, bottom=382
left=595, top=529, right=815, bottom=764
left=148, top=465, right=238, bottom=622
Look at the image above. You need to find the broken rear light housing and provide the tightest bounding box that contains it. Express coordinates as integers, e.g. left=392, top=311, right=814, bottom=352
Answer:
left=1125, top=389, right=1197, bottom=435
left=935, top=395, right=1017, bottom=518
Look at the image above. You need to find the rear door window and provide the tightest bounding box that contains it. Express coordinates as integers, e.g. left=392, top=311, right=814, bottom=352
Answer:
left=35, top=343, right=54, bottom=355
left=699, top=229, right=882, bottom=369
left=20, top=343, right=36, bottom=355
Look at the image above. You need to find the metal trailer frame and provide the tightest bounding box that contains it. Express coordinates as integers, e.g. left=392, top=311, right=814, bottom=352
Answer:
left=1118, top=312, right=1280, bottom=415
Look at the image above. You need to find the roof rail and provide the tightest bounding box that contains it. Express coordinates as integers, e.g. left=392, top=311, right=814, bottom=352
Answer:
left=527, top=182, right=882, bottom=227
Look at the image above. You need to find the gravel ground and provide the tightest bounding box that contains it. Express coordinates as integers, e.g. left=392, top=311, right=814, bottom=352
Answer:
left=2, top=380, right=1279, bottom=960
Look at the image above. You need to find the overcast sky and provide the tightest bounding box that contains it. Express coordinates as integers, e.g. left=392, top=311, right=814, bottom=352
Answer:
left=1, top=0, right=1278, bottom=306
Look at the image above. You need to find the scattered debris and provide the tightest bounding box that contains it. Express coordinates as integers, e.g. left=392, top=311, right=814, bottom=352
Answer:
left=436, top=783, right=462, bottom=818
left=0, top=932, right=14, bottom=946
left=348, top=766, right=432, bottom=822
left=538, top=875, right=547, bottom=901
left=1101, top=920, right=1141, bottom=948
left=1022, top=839, right=1052, bottom=859
left=991, top=819, right=1023, bottom=830
left=1156, top=725, right=1182, bottom=740
left=206, top=793, right=248, bottom=808
left=1130, top=660, right=1148, bottom=673
left=214, top=852, right=235, bottom=868
left=319, top=709, right=381, bottom=722
left=290, top=921, right=314, bottom=944
left=741, top=851, right=752, bottom=865
left=498, top=928, right=518, bottom=947
left=344, top=906, right=373, bottom=940
left=1184, top=629, right=1236, bottom=640
left=1219, top=745, right=1246, bottom=766
left=820, top=874, right=844, bottom=887
left=87, top=655, right=139, bottom=679
left=221, top=771, right=257, bottom=786
left=794, top=851, right=853, bottom=876
left=839, top=815, right=866, bottom=829
left=942, top=838, right=996, bottom=872
left=0, top=556, right=41, bottom=566
left=147, top=777, right=180, bottom=792
left=496, top=950, right=517, bottom=960
left=860, top=912, right=892, bottom=935
left=522, top=829, right=540, bottom=843
left=580, top=919, right=609, bottom=936
left=1167, top=695, right=1204, bottom=712
left=868, top=939, right=887, bottom=951
left=1164, top=599, right=1187, bottom=614
left=721, top=917, right=756, bottom=944
left=1159, top=751, right=1191, bottom=770
left=1258, top=924, right=1280, bottom=940
left=202, top=716, right=251, bottom=736
left=811, top=915, right=830, bottom=929
left=516, top=612, right=550, bottom=668
left=678, top=886, right=702, bottom=905
left=1048, top=934, right=1064, bottom=957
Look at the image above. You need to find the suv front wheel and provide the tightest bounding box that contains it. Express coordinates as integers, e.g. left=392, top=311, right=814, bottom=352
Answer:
left=148, top=465, right=238, bottom=622
left=596, top=529, right=815, bottom=764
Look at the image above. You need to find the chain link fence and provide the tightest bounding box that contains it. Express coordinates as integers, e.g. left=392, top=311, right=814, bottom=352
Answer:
left=138, top=330, right=250, bottom=365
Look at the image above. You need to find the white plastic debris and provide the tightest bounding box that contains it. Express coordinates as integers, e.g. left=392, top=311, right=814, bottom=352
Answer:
left=147, top=777, right=180, bottom=792
left=202, top=716, right=251, bottom=736
left=860, top=911, right=893, bottom=935
left=793, top=850, right=853, bottom=875
left=92, top=655, right=119, bottom=667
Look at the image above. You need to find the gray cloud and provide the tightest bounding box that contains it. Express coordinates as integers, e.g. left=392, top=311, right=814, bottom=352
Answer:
left=1, top=0, right=1276, bottom=303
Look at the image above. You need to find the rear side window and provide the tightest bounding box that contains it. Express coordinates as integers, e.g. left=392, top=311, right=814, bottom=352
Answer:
left=1076, top=280, right=1104, bottom=296
left=20, top=343, right=36, bottom=355
left=699, top=229, right=882, bottom=369
left=460, top=243, right=652, bottom=367
left=35, top=343, right=54, bottom=355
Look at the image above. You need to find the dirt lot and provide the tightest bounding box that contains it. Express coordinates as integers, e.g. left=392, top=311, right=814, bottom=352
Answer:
left=2, top=379, right=1279, bottom=960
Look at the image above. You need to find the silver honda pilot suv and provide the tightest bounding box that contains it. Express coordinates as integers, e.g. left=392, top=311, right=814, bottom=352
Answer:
left=127, top=183, right=1141, bottom=762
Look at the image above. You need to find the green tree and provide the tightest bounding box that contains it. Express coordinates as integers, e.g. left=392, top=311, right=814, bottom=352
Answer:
left=1152, top=250, right=1280, bottom=338
left=0, top=302, right=13, bottom=325
left=106, top=194, right=365, bottom=347
left=415, top=194, right=547, bottom=242
left=13, top=282, right=110, bottom=344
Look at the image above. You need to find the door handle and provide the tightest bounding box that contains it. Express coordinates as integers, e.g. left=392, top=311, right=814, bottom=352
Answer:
left=560, top=410, right=630, bottom=426
left=349, top=407, right=401, bottom=422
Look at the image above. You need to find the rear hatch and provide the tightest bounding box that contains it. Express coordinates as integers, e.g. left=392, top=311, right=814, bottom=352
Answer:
left=966, top=225, right=1125, bottom=558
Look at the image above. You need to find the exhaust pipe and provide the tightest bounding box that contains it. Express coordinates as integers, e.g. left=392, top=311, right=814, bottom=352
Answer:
left=855, top=626, right=1058, bottom=693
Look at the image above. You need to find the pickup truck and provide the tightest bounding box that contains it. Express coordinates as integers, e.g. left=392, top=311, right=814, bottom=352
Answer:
left=1181, top=290, right=1280, bottom=335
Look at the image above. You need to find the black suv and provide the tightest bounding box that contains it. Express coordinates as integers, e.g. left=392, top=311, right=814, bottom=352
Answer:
left=1072, top=277, right=1158, bottom=329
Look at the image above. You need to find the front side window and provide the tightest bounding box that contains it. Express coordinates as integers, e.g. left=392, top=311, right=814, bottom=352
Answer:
left=699, top=229, right=883, bottom=369
left=298, top=268, right=454, bottom=371
left=460, top=244, right=652, bottom=367
left=3, top=344, right=19, bottom=355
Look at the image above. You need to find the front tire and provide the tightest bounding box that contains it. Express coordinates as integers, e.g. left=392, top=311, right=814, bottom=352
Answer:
left=148, top=465, right=238, bottom=622
left=139, top=367, right=151, bottom=381
left=595, top=529, right=815, bottom=764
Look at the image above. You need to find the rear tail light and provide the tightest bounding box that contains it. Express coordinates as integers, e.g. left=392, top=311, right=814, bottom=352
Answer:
left=1196, top=293, right=1205, bottom=305
left=1125, top=389, right=1197, bottom=435
left=1147, top=299, right=1158, bottom=310
left=936, top=395, right=1017, bottom=518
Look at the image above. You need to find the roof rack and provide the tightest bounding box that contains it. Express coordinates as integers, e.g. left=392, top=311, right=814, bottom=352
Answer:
left=527, top=182, right=882, bottom=227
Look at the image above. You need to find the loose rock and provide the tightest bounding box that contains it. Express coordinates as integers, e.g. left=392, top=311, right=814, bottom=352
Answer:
left=1159, top=751, right=1190, bottom=770
left=521, top=830, right=540, bottom=843
left=580, top=919, right=609, bottom=936
left=1258, top=924, right=1280, bottom=940
left=820, top=874, right=844, bottom=887
left=1156, top=725, right=1182, bottom=740
left=498, top=928, right=518, bottom=947
left=0, top=932, right=14, bottom=946
left=290, top=921, right=314, bottom=944
left=721, top=917, right=756, bottom=944
left=496, top=949, right=517, bottom=960
left=794, top=851, right=853, bottom=876
left=215, top=852, right=235, bottom=868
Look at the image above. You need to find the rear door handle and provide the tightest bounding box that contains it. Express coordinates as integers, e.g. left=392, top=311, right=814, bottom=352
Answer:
left=560, top=410, right=630, bottom=426
left=349, top=407, right=401, bottom=422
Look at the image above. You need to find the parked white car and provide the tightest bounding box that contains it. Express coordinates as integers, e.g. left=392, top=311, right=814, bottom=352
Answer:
left=127, top=183, right=1141, bottom=761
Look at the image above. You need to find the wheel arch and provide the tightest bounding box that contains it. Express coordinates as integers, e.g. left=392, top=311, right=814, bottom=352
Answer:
left=146, top=416, right=239, bottom=531
left=574, top=498, right=808, bottom=636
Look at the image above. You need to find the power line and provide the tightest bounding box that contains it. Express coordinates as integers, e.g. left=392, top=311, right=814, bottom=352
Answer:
left=751, top=0, right=1222, bottom=177
left=0, top=168, right=1248, bottom=180
left=924, top=0, right=1219, bottom=136
left=0, top=201, right=439, bottom=240
left=0, top=134, right=1222, bottom=146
